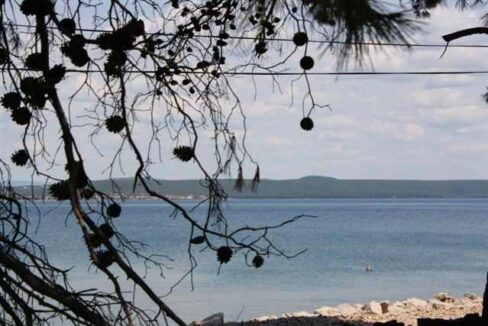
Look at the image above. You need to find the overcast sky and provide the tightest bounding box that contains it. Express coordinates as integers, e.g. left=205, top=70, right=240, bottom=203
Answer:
left=2, top=5, right=488, bottom=182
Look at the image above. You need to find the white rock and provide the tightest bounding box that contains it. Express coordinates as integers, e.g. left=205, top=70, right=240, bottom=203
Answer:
left=362, top=301, right=383, bottom=315
left=282, top=311, right=315, bottom=318
left=428, top=299, right=450, bottom=310
left=252, top=315, right=278, bottom=322
left=190, top=313, right=224, bottom=326
left=459, top=297, right=478, bottom=307
left=388, top=302, right=405, bottom=314
left=314, top=306, right=340, bottom=316
left=336, top=303, right=360, bottom=316
left=434, top=293, right=455, bottom=303
left=464, top=293, right=482, bottom=302
left=404, top=297, right=428, bottom=309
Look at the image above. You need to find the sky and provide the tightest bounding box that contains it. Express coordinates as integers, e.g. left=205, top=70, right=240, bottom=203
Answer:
left=1, top=4, right=488, bottom=182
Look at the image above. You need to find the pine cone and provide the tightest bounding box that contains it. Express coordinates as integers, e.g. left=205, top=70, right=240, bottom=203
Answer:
left=70, top=49, right=90, bottom=67
left=1, top=92, right=22, bottom=110
left=300, top=56, right=314, bottom=70
left=11, top=150, right=29, bottom=166
left=252, top=255, right=264, bottom=268
left=106, top=203, right=121, bottom=218
left=105, top=115, right=125, bottom=133
left=61, top=37, right=89, bottom=67
left=300, top=117, right=314, bottom=131
left=100, top=223, right=115, bottom=239
left=49, top=181, right=71, bottom=200
left=46, top=65, right=66, bottom=84
left=121, top=19, right=145, bottom=37
left=20, top=0, right=54, bottom=16
left=293, top=32, right=309, bottom=47
left=87, top=232, right=103, bottom=248
left=105, top=51, right=127, bottom=76
left=25, top=53, right=45, bottom=71
left=80, top=188, right=94, bottom=200
left=217, top=246, right=232, bottom=264
left=96, top=30, right=135, bottom=51
left=173, top=146, right=194, bottom=162
left=255, top=42, right=267, bottom=55
left=20, top=77, right=42, bottom=96
left=190, top=236, right=205, bottom=244
left=11, top=107, right=31, bottom=125
left=92, top=250, right=115, bottom=269
left=59, top=18, right=76, bottom=35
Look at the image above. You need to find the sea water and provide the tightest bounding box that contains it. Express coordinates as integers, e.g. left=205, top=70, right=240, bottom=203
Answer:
left=27, top=198, right=488, bottom=322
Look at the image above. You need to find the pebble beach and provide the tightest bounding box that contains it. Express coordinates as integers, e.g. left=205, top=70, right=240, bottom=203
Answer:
left=223, top=293, right=482, bottom=326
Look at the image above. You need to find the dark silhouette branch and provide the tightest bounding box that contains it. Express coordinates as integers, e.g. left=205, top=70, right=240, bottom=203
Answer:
left=443, top=27, right=488, bottom=42
left=0, top=250, right=107, bottom=325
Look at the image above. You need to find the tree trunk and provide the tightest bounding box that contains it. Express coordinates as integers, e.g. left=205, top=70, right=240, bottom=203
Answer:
left=482, top=271, right=488, bottom=325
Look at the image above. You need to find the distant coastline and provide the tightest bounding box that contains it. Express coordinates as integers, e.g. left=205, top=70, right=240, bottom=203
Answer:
left=14, top=176, right=488, bottom=200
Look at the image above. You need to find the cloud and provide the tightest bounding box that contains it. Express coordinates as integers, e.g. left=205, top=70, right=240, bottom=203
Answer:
left=367, top=121, right=425, bottom=141
left=420, top=105, right=486, bottom=127
left=262, top=136, right=297, bottom=146
left=447, top=142, right=488, bottom=156
left=414, top=88, right=470, bottom=108
left=317, top=114, right=357, bottom=128
left=423, top=75, right=477, bottom=90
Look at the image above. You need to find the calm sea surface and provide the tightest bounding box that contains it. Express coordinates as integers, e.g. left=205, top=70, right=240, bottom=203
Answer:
left=30, top=198, right=488, bottom=322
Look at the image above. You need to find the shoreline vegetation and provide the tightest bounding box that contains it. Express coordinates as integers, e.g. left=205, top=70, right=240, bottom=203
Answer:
left=14, top=176, right=488, bottom=200
left=218, top=293, right=482, bottom=326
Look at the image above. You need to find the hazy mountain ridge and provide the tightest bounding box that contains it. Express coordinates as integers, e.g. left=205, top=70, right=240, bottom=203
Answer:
left=14, top=176, right=488, bottom=198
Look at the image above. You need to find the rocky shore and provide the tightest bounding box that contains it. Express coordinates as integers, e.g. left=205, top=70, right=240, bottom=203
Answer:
left=219, top=293, right=482, bottom=326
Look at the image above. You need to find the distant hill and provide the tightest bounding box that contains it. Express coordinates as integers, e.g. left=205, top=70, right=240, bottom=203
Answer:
left=15, top=176, right=488, bottom=199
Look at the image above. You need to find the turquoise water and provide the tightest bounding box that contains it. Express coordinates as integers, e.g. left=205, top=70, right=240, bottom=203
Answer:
left=30, top=198, right=488, bottom=322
